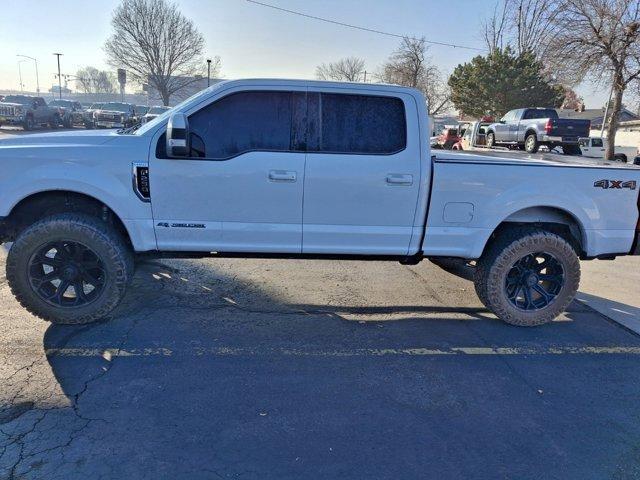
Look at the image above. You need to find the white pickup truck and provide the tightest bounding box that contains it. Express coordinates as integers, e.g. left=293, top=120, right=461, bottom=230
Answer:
left=1, top=79, right=639, bottom=327
left=578, top=137, right=639, bottom=163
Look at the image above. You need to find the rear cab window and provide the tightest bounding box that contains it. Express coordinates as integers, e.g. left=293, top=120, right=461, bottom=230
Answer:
left=308, top=92, right=406, bottom=155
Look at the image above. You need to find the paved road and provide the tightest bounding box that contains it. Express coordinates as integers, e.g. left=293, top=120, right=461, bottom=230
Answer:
left=2, top=126, right=640, bottom=479
left=2, top=250, right=640, bottom=480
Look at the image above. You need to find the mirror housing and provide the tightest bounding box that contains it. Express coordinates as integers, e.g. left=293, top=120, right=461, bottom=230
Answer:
left=166, top=112, right=190, bottom=158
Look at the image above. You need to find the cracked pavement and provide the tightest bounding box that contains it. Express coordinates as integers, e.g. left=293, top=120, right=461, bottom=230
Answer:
left=1, top=243, right=640, bottom=478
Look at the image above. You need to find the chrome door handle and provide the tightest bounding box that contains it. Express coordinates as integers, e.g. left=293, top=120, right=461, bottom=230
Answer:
left=269, top=170, right=297, bottom=182
left=386, top=174, right=413, bottom=186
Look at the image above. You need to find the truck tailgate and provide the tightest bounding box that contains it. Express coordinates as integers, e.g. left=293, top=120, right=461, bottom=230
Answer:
left=550, top=118, right=591, bottom=138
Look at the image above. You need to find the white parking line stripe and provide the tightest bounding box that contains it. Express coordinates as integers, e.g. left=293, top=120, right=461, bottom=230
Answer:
left=42, top=345, right=640, bottom=358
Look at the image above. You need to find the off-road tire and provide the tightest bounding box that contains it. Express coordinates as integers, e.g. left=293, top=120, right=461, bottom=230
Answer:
left=6, top=213, right=134, bottom=325
left=486, top=132, right=495, bottom=148
left=22, top=116, right=34, bottom=131
left=474, top=227, right=580, bottom=326
left=49, top=114, right=60, bottom=129
left=524, top=133, right=539, bottom=153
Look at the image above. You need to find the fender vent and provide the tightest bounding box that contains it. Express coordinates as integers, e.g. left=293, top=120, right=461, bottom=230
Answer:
left=132, top=163, right=150, bottom=202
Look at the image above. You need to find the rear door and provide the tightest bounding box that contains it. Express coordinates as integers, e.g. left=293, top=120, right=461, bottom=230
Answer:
left=302, top=90, right=421, bottom=255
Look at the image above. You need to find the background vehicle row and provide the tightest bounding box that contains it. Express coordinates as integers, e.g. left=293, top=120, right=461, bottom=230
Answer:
left=0, top=95, right=167, bottom=130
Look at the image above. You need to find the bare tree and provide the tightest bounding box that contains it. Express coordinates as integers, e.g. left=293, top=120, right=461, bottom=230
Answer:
left=316, top=57, right=366, bottom=82
left=75, top=67, right=117, bottom=94
left=482, top=1, right=508, bottom=53
left=511, top=0, right=559, bottom=56
left=482, top=0, right=559, bottom=58
left=377, top=37, right=451, bottom=115
left=104, top=0, right=217, bottom=105
left=548, top=0, right=640, bottom=159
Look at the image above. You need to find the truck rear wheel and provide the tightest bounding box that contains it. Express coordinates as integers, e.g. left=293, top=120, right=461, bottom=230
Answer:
left=524, top=134, right=539, bottom=153
left=474, top=227, right=580, bottom=326
left=6, top=213, right=134, bottom=325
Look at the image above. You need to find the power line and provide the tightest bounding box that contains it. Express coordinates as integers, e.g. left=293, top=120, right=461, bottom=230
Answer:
left=244, top=0, right=483, bottom=51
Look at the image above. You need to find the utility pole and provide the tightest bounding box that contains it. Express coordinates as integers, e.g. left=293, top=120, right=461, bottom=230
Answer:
left=53, top=53, right=63, bottom=99
left=207, top=59, right=212, bottom=87
left=17, top=55, right=39, bottom=93
left=363, top=70, right=368, bottom=83
left=600, top=83, right=614, bottom=138
left=17, top=60, right=26, bottom=92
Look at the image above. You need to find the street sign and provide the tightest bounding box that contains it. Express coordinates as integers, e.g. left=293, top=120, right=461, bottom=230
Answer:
left=117, top=68, right=126, bottom=86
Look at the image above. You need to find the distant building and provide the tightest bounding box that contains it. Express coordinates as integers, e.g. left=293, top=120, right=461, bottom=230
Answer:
left=557, top=107, right=640, bottom=129
left=49, top=85, right=72, bottom=95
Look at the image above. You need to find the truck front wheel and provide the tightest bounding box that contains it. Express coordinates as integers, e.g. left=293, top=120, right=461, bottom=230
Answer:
left=486, top=132, right=495, bottom=148
left=474, top=227, right=580, bottom=326
left=6, top=213, right=134, bottom=325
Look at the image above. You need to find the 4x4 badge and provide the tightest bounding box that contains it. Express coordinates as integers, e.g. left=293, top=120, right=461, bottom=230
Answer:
left=594, top=180, right=637, bottom=190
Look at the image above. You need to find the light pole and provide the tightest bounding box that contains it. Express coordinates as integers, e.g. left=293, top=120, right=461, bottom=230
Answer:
left=17, top=55, right=39, bottom=93
left=53, top=53, right=63, bottom=99
left=17, top=60, right=27, bottom=92
left=207, top=59, right=212, bottom=87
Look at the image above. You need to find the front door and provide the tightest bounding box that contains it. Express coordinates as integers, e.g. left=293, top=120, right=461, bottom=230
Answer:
left=150, top=89, right=306, bottom=253
left=302, top=91, right=421, bottom=255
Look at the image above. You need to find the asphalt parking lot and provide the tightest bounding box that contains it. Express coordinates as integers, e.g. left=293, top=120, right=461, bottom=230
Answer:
left=1, top=126, right=640, bottom=479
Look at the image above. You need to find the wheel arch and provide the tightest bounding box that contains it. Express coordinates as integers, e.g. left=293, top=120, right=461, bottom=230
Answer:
left=524, top=129, right=538, bottom=141
left=483, top=206, right=586, bottom=257
left=2, top=190, right=134, bottom=250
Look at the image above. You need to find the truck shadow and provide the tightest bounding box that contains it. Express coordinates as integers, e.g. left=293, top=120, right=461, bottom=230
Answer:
left=33, top=259, right=640, bottom=477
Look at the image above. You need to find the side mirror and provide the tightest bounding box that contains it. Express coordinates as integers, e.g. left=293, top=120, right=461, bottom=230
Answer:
left=166, top=112, right=190, bottom=158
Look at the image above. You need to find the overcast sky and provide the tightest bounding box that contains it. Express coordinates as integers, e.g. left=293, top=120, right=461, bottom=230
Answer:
left=0, top=0, right=613, bottom=109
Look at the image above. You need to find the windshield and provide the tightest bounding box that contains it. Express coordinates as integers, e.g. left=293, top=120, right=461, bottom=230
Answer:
left=101, top=103, right=132, bottom=113
left=136, top=106, right=149, bottom=115
left=135, top=84, right=223, bottom=135
left=89, top=103, right=103, bottom=110
left=3, top=95, right=33, bottom=105
left=148, top=107, right=170, bottom=114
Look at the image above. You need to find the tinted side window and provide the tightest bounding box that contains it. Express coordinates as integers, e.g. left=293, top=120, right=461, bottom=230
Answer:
left=318, top=93, right=406, bottom=154
left=189, top=91, right=293, bottom=159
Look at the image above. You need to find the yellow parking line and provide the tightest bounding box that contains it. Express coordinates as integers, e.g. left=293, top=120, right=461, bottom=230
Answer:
left=43, top=345, right=640, bottom=358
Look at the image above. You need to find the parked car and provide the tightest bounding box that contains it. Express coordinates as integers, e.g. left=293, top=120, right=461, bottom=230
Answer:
left=48, top=99, right=85, bottom=128
left=0, top=95, right=61, bottom=130
left=141, top=106, right=171, bottom=123
left=486, top=108, right=591, bottom=154
left=0, top=79, right=639, bottom=329
left=82, top=102, right=104, bottom=129
left=578, top=137, right=638, bottom=163
left=94, top=102, right=137, bottom=128
left=133, top=105, right=150, bottom=124
left=437, top=127, right=462, bottom=149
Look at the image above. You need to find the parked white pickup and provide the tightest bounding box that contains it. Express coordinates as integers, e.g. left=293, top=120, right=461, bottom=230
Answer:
left=578, top=137, right=639, bottom=163
left=0, top=79, right=639, bottom=327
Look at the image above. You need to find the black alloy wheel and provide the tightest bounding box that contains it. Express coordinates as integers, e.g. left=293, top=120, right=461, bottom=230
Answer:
left=28, top=240, right=107, bottom=308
